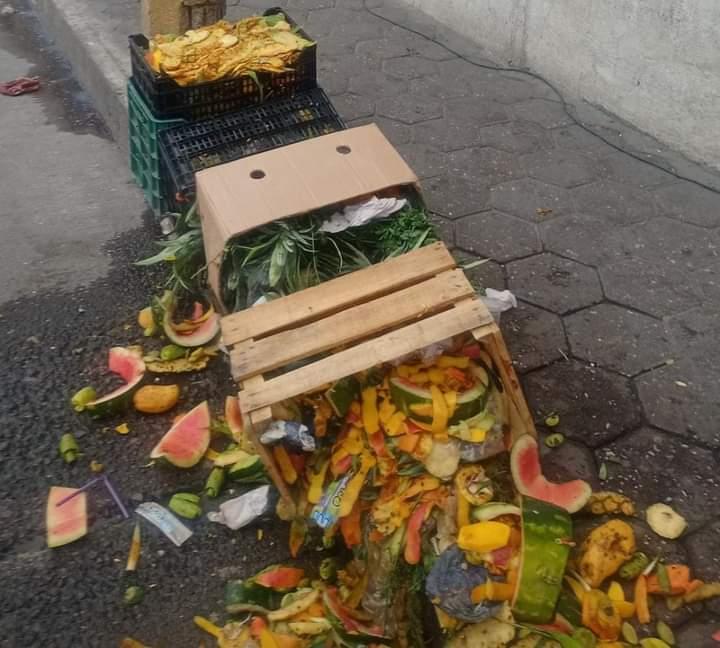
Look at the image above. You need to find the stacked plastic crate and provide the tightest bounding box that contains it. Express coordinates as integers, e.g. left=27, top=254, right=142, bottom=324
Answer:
left=128, top=7, right=345, bottom=214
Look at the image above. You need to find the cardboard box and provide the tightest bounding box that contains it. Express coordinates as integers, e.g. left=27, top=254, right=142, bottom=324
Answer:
left=195, top=124, right=419, bottom=307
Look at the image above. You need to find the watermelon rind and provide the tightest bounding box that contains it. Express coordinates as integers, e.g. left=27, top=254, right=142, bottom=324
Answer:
left=160, top=292, right=219, bottom=348
left=85, top=347, right=145, bottom=419
left=389, top=377, right=489, bottom=425
left=150, top=401, right=210, bottom=468
left=510, top=434, right=592, bottom=513
left=228, top=454, right=266, bottom=481
left=325, top=376, right=360, bottom=417
left=512, top=496, right=572, bottom=624
left=471, top=502, right=521, bottom=522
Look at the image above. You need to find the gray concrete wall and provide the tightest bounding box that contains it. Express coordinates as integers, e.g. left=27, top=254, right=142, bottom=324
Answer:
left=403, top=0, right=720, bottom=171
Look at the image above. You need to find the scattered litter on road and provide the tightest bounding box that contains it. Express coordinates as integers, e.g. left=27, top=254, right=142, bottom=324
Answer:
left=0, top=76, right=40, bottom=96
left=136, top=502, right=193, bottom=547
left=207, top=485, right=272, bottom=530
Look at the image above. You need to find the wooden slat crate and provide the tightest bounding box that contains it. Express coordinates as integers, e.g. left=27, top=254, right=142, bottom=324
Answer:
left=221, top=242, right=536, bottom=512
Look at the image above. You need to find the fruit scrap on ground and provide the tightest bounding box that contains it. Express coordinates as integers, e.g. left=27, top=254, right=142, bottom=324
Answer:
left=46, top=486, right=87, bottom=548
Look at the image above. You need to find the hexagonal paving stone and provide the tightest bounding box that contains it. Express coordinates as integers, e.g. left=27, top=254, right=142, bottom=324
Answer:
left=523, top=148, right=602, bottom=188
left=618, top=217, right=720, bottom=271
left=596, top=427, right=720, bottom=531
left=540, top=213, right=628, bottom=268
left=395, top=143, right=447, bottom=179
left=685, top=520, right=720, bottom=615
left=571, top=180, right=657, bottom=225
left=521, top=360, right=642, bottom=447
left=507, top=253, right=602, bottom=314
left=501, top=301, right=567, bottom=373
left=598, top=149, right=675, bottom=189
left=376, top=94, right=444, bottom=124
left=477, top=75, right=538, bottom=105
left=512, top=98, right=572, bottom=128
left=489, top=178, right=573, bottom=222
left=444, top=97, right=510, bottom=128
left=476, top=120, right=554, bottom=156
left=599, top=257, right=703, bottom=318
left=409, top=74, right=475, bottom=101
left=551, top=124, right=610, bottom=153
left=565, top=303, right=673, bottom=376
left=635, top=363, right=691, bottom=434
left=675, top=616, right=720, bottom=647
left=382, top=56, right=439, bottom=80
left=447, top=146, right=525, bottom=186
left=453, top=252, right=505, bottom=290
left=348, top=70, right=409, bottom=99
left=427, top=214, right=455, bottom=248
left=538, top=435, right=600, bottom=489
left=412, top=116, right=487, bottom=152
left=367, top=116, right=412, bottom=146
left=354, top=37, right=419, bottom=63
left=455, top=211, right=541, bottom=262
left=329, top=93, right=375, bottom=122
left=422, top=174, right=491, bottom=219
left=328, top=17, right=386, bottom=44
left=654, top=181, right=720, bottom=228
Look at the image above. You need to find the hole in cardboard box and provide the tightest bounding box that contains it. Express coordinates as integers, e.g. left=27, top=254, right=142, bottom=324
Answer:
left=250, top=169, right=266, bottom=179
left=336, top=145, right=352, bottom=155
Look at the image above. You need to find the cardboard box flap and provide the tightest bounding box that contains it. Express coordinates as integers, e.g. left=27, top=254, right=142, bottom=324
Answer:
left=196, top=124, right=419, bottom=300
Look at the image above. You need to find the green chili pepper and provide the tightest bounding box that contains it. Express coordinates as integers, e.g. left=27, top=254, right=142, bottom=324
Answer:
left=204, top=467, right=225, bottom=498
left=656, top=563, right=671, bottom=593
left=319, top=558, right=338, bottom=582
left=545, top=432, right=565, bottom=448
left=123, top=585, right=144, bottom=606
left=160, top=344, right=186, bottom=361
left=619, top=552, right=650, bottom=580
left=169, top=493, right=202, bottom=519
left=59, top=433, right=80, bottom=463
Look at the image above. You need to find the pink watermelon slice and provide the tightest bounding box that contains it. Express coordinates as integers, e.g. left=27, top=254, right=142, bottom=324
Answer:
left=85, top=347, right=145, bottom=418
left=225, top=395, right=243, bottom=441
left=510, top=434, right=592, bottom=513
left=47, top=486, right=87, bottom=548
left=150, top=401, right=210, bottom=467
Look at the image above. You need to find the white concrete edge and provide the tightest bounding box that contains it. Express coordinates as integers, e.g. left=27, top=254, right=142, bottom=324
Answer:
left=30, top=0, right=131, bottom=152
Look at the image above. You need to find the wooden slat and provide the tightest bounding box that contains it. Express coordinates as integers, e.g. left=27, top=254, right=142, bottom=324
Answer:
left=221, top=241, right=456, bottom=346
left=479, top=328, right=537, bottom=442
left=239, top=378, right=296, bottom=513
left=238, top=299, right=492, bottom=413
left=231, top=269, right=475, bottom=380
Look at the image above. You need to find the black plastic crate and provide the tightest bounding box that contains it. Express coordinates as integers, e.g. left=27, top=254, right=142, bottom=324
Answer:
left=129, top=8, right=317, bottom=121
left=159, top=87, right=346, bottom=209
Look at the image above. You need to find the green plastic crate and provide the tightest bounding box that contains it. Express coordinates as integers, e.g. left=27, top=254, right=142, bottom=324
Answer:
left=128, top=79, right=185, bottom=214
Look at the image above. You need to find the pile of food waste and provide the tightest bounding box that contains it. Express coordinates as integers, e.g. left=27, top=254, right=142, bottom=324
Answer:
left=177, top=335, right=720, bottom=647
left=139, top=200, right=437, bottom=312
left=146, top=13, right=314, bottom=86
left=54, top=291, right=719, bottom=648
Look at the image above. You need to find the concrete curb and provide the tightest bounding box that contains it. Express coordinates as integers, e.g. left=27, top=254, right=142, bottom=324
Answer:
left=30, top=0, right=130, bottom=151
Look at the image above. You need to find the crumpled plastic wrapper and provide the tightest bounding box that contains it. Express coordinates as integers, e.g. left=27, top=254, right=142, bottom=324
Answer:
left=426, top=545, right=502, bottom=623
left=481, top=288, right=517, bottom=322
left=207, top=485, right=273, bottom=530
left=260, top=420, right=315, bottom=452
left=319, top=196, right=408, bottom=233
left=458, top=427, right=506, bottom=463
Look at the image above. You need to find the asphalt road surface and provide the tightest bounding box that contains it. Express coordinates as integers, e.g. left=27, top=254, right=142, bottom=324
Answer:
left=0, top=5, right=289, bottom=646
